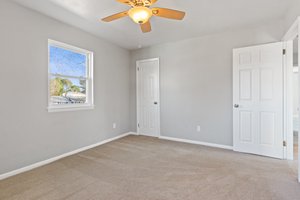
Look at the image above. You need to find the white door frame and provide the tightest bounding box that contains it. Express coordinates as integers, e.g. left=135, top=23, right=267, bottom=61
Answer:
left=283, top=41, right=293, bottom=160
left=282, top=16, right=300, bottom=182
left=136, top=58, right=161, bottom=137
left=282, top=17, right=300, bottom=160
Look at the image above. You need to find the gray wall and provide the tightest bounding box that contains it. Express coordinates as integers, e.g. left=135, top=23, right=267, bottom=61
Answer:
left=0, top=1, right=131, bottom=174
left=130, top=21, right=286, bottom=146
left=284, top=0, right=300, bottom=30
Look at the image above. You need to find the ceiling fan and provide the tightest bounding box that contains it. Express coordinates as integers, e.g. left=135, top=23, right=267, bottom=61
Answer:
left=101, top=0, right=186, bottom=33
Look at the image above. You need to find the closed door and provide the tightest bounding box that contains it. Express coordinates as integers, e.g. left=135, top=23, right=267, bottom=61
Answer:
left=233, top=42, right=284, bottom=159
left=137, top=58, right=160, bottom=137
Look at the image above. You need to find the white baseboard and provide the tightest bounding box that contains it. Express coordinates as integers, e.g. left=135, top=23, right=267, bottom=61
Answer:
left=128, top=131, right=139, bottom=135
left=0, top=132, right=134, bottom=181
left=0, top=133, right=232, bottom=181
left=159, top=136, right=233, bottom=150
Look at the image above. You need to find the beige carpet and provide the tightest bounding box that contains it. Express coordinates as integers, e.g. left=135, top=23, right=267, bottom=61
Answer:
left=0, top=135, right=299, bottom=200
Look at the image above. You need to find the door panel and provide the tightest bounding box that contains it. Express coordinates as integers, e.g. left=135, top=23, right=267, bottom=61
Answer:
left=137, top=58, right=160, bottom=137
left=260, top=69, right=274, bottom=100
left=259, top=112, right=275, bottom=146
left=239, top=111, right=253, bottom=143
left=233, top=42, right=284, bottom=159
left=239, top=70, right=252, bottom=100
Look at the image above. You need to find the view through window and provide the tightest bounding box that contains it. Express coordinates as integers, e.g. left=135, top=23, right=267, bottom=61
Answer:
left=48, top=40, right=93, bottom=111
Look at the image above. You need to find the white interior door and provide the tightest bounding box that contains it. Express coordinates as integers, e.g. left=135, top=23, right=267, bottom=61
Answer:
left=137, top=58, right=160, bottom=137
left=233, top=42, right=284, bottom=159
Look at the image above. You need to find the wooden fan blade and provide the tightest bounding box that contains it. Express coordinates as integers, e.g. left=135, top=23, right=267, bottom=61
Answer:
left=148, top=0, right=158, bottom=5
left=116, top=0, right=132, bottom=5
left=152, top=8, right=185, bottom=20
left=140, top=21, right=152, bottom=33
left=102, top=11, right=128, bottom=22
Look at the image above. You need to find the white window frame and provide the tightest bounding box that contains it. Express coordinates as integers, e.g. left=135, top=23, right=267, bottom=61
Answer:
left=47, top=39, right=94, bottom=112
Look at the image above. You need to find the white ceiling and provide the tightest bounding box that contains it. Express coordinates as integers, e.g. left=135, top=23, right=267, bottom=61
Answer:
left=13, top=0, right=292, bottom=50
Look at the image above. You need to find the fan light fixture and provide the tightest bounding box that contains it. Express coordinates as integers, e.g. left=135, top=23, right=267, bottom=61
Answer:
left=128, top=7, right=152, bottom=24
left=101, top=0, right=186, bottom=33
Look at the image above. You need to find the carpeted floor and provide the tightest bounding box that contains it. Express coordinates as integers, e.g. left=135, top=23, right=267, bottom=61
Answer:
left=0, top=135, right=299, bottom=200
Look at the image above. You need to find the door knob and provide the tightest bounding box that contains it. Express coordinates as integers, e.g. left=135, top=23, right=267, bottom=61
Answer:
left=154, top=102, right=158, bottom=105
left=234, top=104, right=239, bottom=108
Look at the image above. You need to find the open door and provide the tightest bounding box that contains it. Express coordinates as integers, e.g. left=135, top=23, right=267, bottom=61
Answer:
left=233, top=42, right=284, bottom=159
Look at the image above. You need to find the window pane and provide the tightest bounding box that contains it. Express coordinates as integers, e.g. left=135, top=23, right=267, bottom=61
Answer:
left=49, top=45, right=87, bottom=77
left=49, top=76, right=87, bottom=105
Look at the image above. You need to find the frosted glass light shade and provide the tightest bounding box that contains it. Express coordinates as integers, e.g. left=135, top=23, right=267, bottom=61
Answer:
left=128, top=7, right=152, bottom=24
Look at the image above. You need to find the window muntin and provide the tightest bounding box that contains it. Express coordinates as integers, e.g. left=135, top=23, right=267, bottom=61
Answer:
left=48, top=40, right=93, bottom=112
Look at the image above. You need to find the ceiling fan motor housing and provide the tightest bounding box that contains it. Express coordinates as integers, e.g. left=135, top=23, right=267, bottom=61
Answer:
left=130, top=0, right=152, bottom=7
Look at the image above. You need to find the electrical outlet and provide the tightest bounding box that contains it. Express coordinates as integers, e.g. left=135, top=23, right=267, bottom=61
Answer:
left=113, top=123, right=117, bottom=129
left=197, top=125, right=201, bottom=132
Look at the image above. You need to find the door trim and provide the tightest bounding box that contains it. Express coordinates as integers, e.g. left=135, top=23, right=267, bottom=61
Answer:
left=282, top=17, right=300, bottom=161
left=282, top=16, right=300, bottom=183
left=283, top=41, right=293, bottom=160
left=136, top=58, right=161, bottom=137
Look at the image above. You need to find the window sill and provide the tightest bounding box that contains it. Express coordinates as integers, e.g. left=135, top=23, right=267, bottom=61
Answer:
left=47, top=104, right=95, bottom=113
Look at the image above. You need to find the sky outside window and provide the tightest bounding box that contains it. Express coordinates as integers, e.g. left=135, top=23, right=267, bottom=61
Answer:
left=49, top=46, right=87, bottom=80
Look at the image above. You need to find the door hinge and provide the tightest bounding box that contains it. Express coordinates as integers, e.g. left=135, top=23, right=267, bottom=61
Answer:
left=283, top=141, right=287, bottom=147
left=137, top=67, right=140, bottom=71
left=283, top=49, right=286, bottom=55
left=137, top=123, right=140, bottom=128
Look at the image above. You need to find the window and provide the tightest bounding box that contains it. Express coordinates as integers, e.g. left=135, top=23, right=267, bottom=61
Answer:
left=48, top=40, right=94, bottom=112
